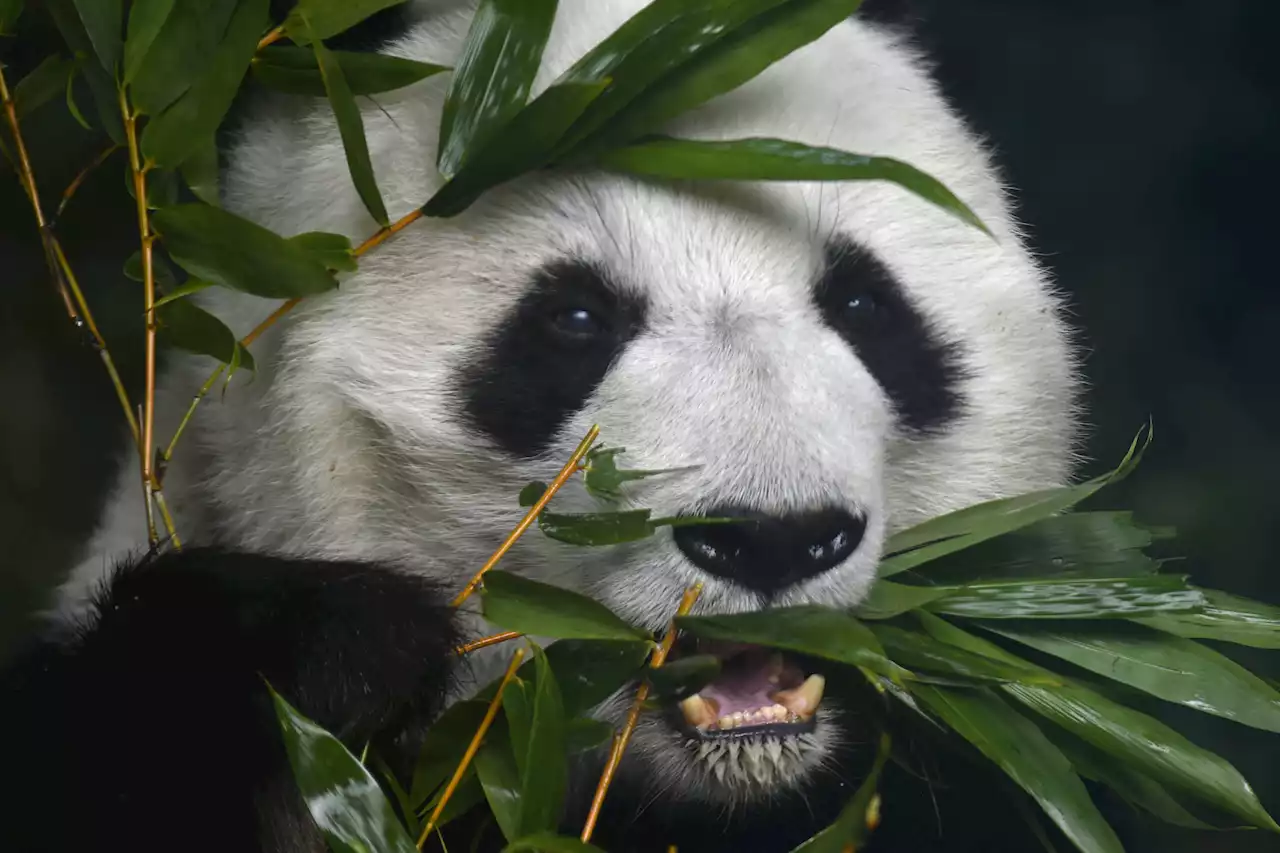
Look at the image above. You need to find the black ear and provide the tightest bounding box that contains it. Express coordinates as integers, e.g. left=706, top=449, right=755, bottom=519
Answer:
left=857, top=0, right=920, bottom=29
left=0, top=548, right=463, bottom=853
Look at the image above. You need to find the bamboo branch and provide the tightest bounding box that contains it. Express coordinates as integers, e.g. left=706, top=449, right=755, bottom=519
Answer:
left=451, top=425, right=601, bottom=607
left=257, top=24, right=285, bottom=51
left=580, top=583, right=703, bottom=842
left=0, top=64, right=143, bottom=453
left=53, top=142, right=120, bottom=225
left=416, top=647, right=527, bottom=849
left=455, top=631, right=523, bottom=656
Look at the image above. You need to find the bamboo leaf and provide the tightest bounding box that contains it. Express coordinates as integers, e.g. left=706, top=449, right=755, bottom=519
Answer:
left=676, top=606, right=906, bottom=681
left=127, top=0, right=237, bottom=116
left=15, top=55, right=77, bottom=119
left=65, top=68, right=92, bottom=130
left=927, top=575, right=1205, bottom=620
left=788, top=732, right=890, bottom=852
left=179, top=138, right=220, bottom=207
left=987, top=623, right=1280, bottom=734
left=502, top=836, right=607, bottom=853
left=43, top=0, right=125, bottom=141
left=475, top=722, right=523, bottom=842
left=424, top=81, right=609, bottom=217
left=252, top=46, right=447, bottom=96
left=879, top=428, right=1150, bottom=578
left=538, top=507, right=657, bottom=546
left=1133, top=588, right=1280, bottom=649
left=268, top=683, right=419, bottom=853
left=854, top=580, right=949, bottom=620
left=645, top=654, right=721, bottom=701
left=436, top=0, right=558, bottom=179
left=0, top=0, right=22, bottom=35
left=70, top=0, right=122, bottom=75
left=583, top=446, right=695, bottom=500
left=289, top=231, right=358, bottom=272
left=152, top=203, right=337, bottom=298
left=284, top=0, right=408, bottom=46
left=910, top=684, right=1124, bottom=853
left=140, top=0, right=266, bottom=168
left=571, top=0, right=864, bottom=160
left=304, top=17, right=389, bottom=225
left=514, top=647, right=568, bottom=836
left=152, top=279, right=213, bottom=307
left=123, top=0, right=175, bottom=84
left=480, top=571, right=651, bottom=642
left=565, top=718, right=614, bottom=754
left=474, top=639, right=652, bottom=717
left=869, top=624, right=1049, bottom=685
left=157, top=296, right=255, bottom=371
left=409, top=699, right=489, bottom=807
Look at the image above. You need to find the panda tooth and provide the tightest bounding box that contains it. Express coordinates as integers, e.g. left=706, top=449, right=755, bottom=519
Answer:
left=776, top=674, right=825, bottom=718
left=679, top=695, right=717, bottom=729
left=718, top=715, right=735, bottom=730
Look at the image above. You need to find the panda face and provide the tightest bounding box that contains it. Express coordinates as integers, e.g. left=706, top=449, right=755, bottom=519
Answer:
left=191, top=0, right=1080, bottom=815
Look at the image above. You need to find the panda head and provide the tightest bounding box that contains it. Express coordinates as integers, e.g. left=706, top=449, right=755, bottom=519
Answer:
left=213, top=0, right=1079, bottom=812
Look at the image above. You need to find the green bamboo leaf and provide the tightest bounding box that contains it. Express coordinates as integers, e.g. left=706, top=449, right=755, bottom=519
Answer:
left=368, top=751, right=421, bottom=838
left=284, top=0, right=408, bottom=45
left=645, top=654, right=721, bottom=701
left=869, top=624, right=1049, bottom=685
left=122, top=0, right=175, bottom=84
left=0, top=0, right=22, bottom=35
left=304, top=17, right=388, bottom=226
left=42, top=1, right=124, bottom=141
left=70, top=0, right=122, bottom=74
left=128, top=0, right=237, bottom=116
left=473, top=639, right=652, bottom=717
left=122, top=247, right=177, bottom=287
left=481, top=571, right=651, bottom=642
left=538, top=507, right=657, bottom=546
left=436, top=0, right=558, bottom=180
left=1134, top=588, right=1280, bottom=649
left=179, top=138, right=220, bottom=207
left=854, top=580, right=949, bottom=620
left=14, top=55, right=76, bottom=119
left=157, top=297, right=255, bottom=371
left=152, top=278, right=213, bottom=307
left=912, top=511, right=1167, bottom=587
left=475, top=723, right=523, bottom=842
left=409, top=699, right=489, bottom=807
left=423, top=81, right=608, bottom=217
left=987, top=623, right=1280, bottom=734
left=289, top=230, right=358, bottom=272
left=140, top=0, right=267, bottom=168
left=152, top=203, right=337, bottom=298
left=547, top=0, right=795, bottom=155
left=517, top=481, right=547, bottom=508
left=252, top=45, right=448, bottom=96
left=503, top=836, right=607, bottom=853
left=928, top=575, right=1205, bottom=620
left=879, top=428, right=1151, bottom=578
left=565, top=718, right=613, bottom=754
left=513, top=648, right=568, bottom=836
left=65, top=67, right=93, bottom=130
left=268, top=683, right=419, bottom=853
left=911, top=684, right=1124, bottom=853
left=789, top=732, right=890, bottom=852
left=676, top=606, right=906, bottom=681
left=583, top=446, right=695, bottom=500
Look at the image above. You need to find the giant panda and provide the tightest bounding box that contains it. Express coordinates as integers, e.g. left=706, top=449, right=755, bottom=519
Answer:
left=1, top=1, right=1080, bottom=851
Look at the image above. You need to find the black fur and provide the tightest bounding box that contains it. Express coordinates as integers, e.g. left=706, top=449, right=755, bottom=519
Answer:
left=815, top=238, right=966, bottom=433
left=461, top=258, right=647, bottom=458
left=0, top=548, right=461, bottom=853
left=856, top=0, right=920, bottom=29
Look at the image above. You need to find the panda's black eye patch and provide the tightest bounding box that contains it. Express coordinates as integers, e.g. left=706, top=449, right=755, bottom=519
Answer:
left=461, top=259, right=646, bottom=458
left=814, top=237, right=965, bottom=432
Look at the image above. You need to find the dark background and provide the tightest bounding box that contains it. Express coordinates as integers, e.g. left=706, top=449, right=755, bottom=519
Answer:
left=1, top=2, right=1277, bottom=851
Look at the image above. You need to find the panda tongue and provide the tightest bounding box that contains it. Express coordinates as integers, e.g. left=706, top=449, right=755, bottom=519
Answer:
left=697, top=648, right=799, bottom=718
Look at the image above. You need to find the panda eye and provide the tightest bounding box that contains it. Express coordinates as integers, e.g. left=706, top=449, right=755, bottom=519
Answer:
left=841, top=292, right=879, bottom=324
left=550, top=306, right=607, bottom=340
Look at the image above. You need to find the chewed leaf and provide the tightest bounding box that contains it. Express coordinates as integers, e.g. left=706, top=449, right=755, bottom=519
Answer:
left=1134, top=588, right=1280, bottom=649
left=911, top=684, right=1124, bottom=853
left=986, top=623, right=1280, bottom=734
left=481, top=571, right=650, bottom=642
left=927, top=575, right=1205, bottom=620
left=436, top=0, right=558, bottom=179
left=268, top=682, right=418, bottom=853
left=677, top=606, right=906, bottom=682
left=597, top=136, right=989, bottom=235
left=252, top=46, right=447, bottom=97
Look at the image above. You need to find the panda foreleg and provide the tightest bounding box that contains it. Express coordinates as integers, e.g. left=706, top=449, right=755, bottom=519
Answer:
left=0, top=547, right=463, bottom=853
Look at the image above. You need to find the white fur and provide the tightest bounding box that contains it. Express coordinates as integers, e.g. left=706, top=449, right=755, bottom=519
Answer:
left=59, top=0, right=1079, bottom=807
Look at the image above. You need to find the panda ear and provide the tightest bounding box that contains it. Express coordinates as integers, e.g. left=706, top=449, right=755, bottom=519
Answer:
left=856, top=0, right=920, bottom=29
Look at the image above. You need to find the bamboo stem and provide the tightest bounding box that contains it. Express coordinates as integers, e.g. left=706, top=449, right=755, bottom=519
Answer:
left=455, top=631, right=523, bottom=656
left=580, top=583, right=703, bottom=842
left=53, top=142, right=120, bottom=225
left=257, top=24, right=285, bottom=51
left=416, top=647, right=526, bottom=849
left=451, top=425, right=601, bottom=607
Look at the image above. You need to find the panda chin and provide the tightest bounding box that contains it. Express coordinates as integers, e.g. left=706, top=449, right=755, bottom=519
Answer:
left=659, top=640, right=834, bottom=796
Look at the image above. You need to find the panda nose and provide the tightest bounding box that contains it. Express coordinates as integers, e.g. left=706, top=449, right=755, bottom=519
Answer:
left=672, top=506, right=866, bottom=595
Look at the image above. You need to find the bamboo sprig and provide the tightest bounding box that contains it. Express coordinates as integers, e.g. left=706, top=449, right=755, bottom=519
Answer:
left=119, top=86, right=165, bottom=547
left=451, top=425, right=601, bottom=608
left=580, top=582, right=703, bottom=843
left=0, top=65, right=142, bottom=451
left=52, top=142, right=120, bottom=225
left=258, top=25, right=285, bottom=51
left=162, top=208, right=428, bottom=471
left=455, top=631, right=523, bottom=656
left=416, top=646, right=527, bottom=850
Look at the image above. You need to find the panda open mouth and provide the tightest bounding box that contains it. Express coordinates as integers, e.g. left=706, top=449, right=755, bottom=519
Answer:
left=668, top=639, right=824, bottom=739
